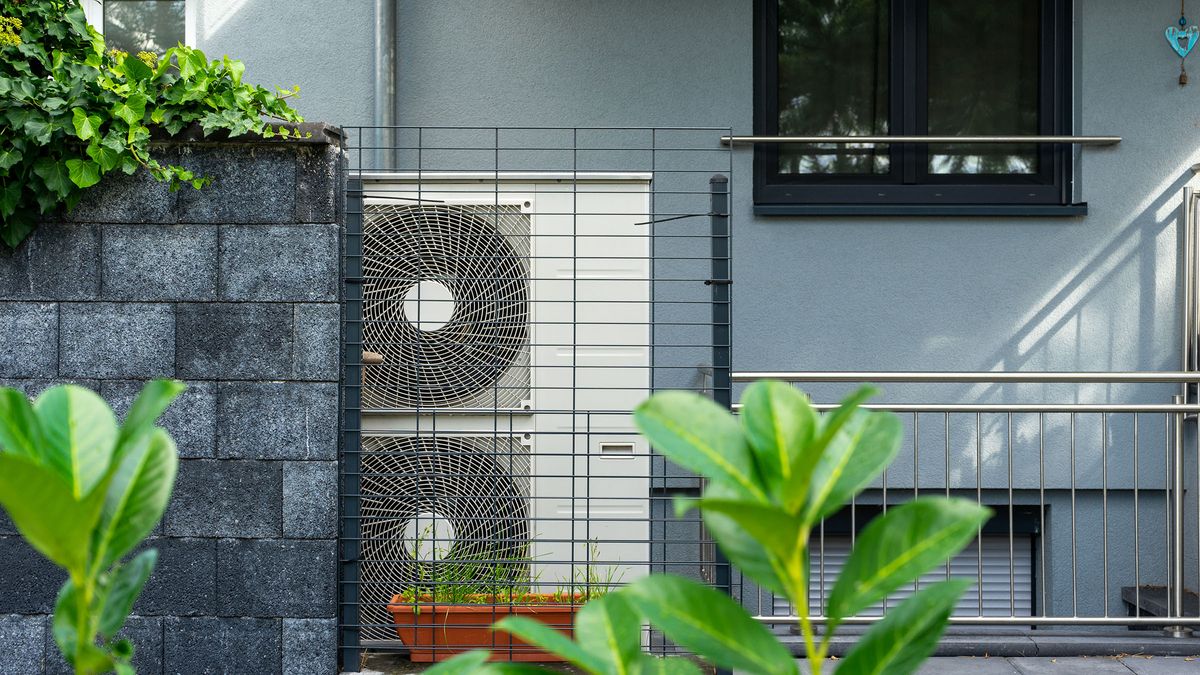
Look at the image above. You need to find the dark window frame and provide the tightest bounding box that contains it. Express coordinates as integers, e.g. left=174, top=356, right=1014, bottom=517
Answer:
left=753, top=0, right=1075, bottom=213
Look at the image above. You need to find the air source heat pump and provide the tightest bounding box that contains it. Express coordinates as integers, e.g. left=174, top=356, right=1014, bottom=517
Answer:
left=357, top=173, right=652, bottom=640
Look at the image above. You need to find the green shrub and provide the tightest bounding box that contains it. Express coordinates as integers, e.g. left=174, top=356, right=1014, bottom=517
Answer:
left=0, top=0, right=305, bottom=248
left=426, top=381, right=991, bottom=675
left=0, top=380, right=185, bottom=675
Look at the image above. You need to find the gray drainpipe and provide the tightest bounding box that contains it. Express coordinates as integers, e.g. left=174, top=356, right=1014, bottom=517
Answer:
left=373, top=0, right=396, bottom=170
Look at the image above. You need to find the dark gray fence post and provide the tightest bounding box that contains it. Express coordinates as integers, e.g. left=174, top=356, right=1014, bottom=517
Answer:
left=710, top=174, right=734, bottom=675
left=340, top=178, right=365, bottom=670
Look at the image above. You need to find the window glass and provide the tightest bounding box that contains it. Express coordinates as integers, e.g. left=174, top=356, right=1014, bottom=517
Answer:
left=926, top=0, right=1041, bottom=174
left=776, top=0, right=890, bottom=174
left=103, top=0, right=184, bottom=55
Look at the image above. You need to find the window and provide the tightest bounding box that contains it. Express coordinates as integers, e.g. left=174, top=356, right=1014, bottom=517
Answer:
left=754, top=0, right=1075, bottom=214
left=88, top=0, right=186, bottom=55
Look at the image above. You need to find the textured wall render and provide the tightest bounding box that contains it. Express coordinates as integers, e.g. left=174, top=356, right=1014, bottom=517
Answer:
left=0, top=128, right=345, bottom=675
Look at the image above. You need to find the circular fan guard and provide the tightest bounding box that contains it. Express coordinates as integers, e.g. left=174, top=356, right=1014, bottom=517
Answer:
left=362, top=203, right=530, bottom=409
left=358, top=435, right=531, bottom=640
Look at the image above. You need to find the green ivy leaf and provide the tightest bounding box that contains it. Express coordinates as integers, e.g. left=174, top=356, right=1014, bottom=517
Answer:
left=87, top=142, right=122, bottom=172
left=112, top=92, right=147, bottom=126
left=0, top=182, right=21, bottom=218
left=71, top=108, right=103, bottom=141
left=121, top=56, right=153, bottom=82
left=0, top=147, right=22, bottom=171
left=66, top=158, right=101, bottom=188
left=33, top=158, right=72, bottom=197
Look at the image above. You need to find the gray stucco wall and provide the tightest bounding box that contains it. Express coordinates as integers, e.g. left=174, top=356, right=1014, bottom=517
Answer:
left=0, top=129, right=345, bottom=674
left=194, top=0, right=1198, bottom=634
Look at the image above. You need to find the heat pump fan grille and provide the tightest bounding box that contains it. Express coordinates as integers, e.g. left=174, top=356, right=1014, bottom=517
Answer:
left=358, top=435, right=531, bottom=641
left=362, top=203, right=531, bottom=410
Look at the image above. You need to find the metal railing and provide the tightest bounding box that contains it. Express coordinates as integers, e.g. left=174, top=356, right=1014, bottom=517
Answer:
left=731, top=371, right=1200, bottom=635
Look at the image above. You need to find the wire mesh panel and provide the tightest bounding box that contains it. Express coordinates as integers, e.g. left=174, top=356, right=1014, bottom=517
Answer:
left=339, top=127, right=733, bottom=666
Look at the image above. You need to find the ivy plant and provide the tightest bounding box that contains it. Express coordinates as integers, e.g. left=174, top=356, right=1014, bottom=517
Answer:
left=0, top=0, right=306, bottom=248
left=426, top=381, right=991, bottom=675
left=0, top=380, right=185, bottom=675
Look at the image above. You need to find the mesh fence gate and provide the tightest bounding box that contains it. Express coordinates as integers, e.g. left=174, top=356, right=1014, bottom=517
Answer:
left=338, top=127, right=735, bottom=667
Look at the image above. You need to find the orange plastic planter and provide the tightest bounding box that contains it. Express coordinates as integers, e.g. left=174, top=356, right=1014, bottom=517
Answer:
left=387, top=594, right=581, bottom=663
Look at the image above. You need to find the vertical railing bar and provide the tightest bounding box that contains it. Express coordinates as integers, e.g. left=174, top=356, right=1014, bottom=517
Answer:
left=1166, top=394, right=1192, bottom=636
left=339, top=177, right=365, bottom=669
left=976, top=412, right=983, bottom=616
left=709, top=173, right=734, bottom=673
left=1039, top=412, right=1046, bottom=618
left=1102, top=412, right=1109, bottom=617
left=1009, top=413, right=1015, bottom=618
left=1134, top=413, right=1141, bottom=619
left=1070, top=412, right=1077, bottom=616
left=914, top=412, right=920, bottom=596
left=946, top=412, right=951, bottom=581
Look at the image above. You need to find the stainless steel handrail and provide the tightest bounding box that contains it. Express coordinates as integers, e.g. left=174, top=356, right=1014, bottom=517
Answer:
left=732, top=371, right=1200, bottom=383
left=720, top=135, right=1121, bottom=145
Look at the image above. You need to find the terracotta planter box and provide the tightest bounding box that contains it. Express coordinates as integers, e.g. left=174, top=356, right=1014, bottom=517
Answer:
left=388, top=594, right=581, bottom=663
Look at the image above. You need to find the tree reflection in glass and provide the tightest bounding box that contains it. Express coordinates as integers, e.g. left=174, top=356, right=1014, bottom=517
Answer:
left=777, top=0, right=890, bottom=174
left=928, top=0, right=1040, bottom=174
left=103, top=0, right=185, bottom=55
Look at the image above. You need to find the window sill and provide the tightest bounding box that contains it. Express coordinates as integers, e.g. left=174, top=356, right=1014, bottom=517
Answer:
left=753, top=203, right=1089, bottom=218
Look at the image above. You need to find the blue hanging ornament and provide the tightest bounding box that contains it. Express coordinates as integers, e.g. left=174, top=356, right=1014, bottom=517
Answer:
left=1169, top=0, right=1198, bottom=84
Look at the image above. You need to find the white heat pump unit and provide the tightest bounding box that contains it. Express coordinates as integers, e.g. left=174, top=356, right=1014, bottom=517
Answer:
left=357, top=173, right=652, bottom=640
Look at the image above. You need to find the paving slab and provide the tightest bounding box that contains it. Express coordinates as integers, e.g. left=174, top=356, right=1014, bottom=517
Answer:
left=1010, top=657, right=1134, bottom=673
left=917, top=657, right=1023, bottom=674
left=1121, top=655, right=1200, bottom=673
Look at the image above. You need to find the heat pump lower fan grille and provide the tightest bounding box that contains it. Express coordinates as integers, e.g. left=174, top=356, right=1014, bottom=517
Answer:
left=362, top=203, right=531, bottom=410
left=358, top=435, right=531, bottom=641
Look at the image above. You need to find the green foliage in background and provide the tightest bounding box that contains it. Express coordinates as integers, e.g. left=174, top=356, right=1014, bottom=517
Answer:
left=425, top=381, right=991, bottom=675
left=0, top=380, right=185, bottom=674
left=0, top=0, right=306, bottom=248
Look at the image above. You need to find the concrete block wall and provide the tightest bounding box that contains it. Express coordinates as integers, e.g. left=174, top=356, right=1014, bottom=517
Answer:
left=0, top=126, right=345, bottom=675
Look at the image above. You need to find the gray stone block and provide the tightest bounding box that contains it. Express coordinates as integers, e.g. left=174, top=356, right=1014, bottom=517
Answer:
left=283, top=618, right=337, bottom=675
left=163, top=617, right=280, bottom=675
left=218, top=224, right=338, bottom=301
left=103, top=380, right=216, bottom=459
left=45, top=616, right=162, bottom=675
left=0, top=303, right=57, bottom=378
left=175, top=303, right=293, bottom=379
left=0, top=223, right=100, bottom=300
left=216, top=539, right=336, bottom=618
left=163, top=460, right=281, bottom=538
left=0, top=538, right=64, bottom=613
left=102, top=224, right=218, bottom=301
left=294, top=144, right=340, bottom=224
left=293, top=303, right=340, bottom=381
left=217, top=382, right=338, bottom=460
left=0, top=379, right=100, bottom=399
left=64, top=147, right=179, bottom=224
left=283, top=462, right=338, bottom=539
left=59, top=303, right=174, bottom=379
left=133, top=538, right=217, bottom=616
left=0, top=614, right=45, bottom=675
left=176, top=145, right=296, bottom=223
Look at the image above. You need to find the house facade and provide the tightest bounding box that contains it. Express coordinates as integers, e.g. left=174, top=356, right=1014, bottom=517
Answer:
left=24, top=0, right=1200, bottom=670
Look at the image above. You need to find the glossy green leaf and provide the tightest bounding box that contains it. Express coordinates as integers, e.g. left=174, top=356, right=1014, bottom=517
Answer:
left=804, top=409, right=902, bottom=524
left=740, top=380, right=819, bottom=506
left=66, top=158, right=101, bottom=188
left=634, top=391, right=766, bottom=502
left=632, top=655, right=704, bottom=675
left=697, top=498, right=805, bottom=568
left=114, top=379, right=184, bottom=456
left=0, top=387, right=43, bottom=461
left=624, top=575, right=796, bottom=675
left=223, top=55, right=245, bottom=86
left=700, top=483, right=789, bottom=596
left=494, top=616, right=607, bottom=673
left=72, top=108, right=102, bottom=141
left=92, top=428, right=178, bottom=570
left=836, top=579, right=972, bottom=675
left=87, top=141, right=122, bottom=172
left=0, top=454, right=104, bottom=571
left=827, top=499, right=990, bottom=625
left=97, top=549, right=157, bottom=638
left=34, top=385, right=118, bottom=499
left=52, top=580, right=80, bottom=664
left=423, top=651, right=560, bottom=675
left=121, top=56, right=153, bottom=82
left=574, top=593, right=642, bottom=674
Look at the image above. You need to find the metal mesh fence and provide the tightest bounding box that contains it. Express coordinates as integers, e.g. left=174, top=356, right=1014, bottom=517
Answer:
left=339, top=126, right=734, bottom=665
